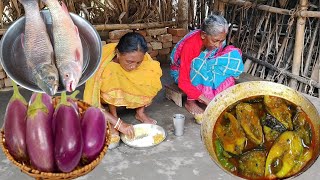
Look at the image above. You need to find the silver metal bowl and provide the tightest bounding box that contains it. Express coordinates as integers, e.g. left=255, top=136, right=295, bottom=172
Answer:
left=0, top=9, right=102, bottom=93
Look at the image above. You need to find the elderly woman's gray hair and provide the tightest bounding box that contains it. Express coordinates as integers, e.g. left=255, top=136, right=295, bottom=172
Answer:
left=201, top=15, right=229, bottom=35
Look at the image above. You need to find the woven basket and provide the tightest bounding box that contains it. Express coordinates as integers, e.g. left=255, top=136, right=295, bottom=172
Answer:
left=0, top=98, right=111, bottom=180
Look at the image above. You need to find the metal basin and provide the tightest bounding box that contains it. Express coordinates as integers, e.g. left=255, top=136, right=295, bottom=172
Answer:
left=0, top=9, right=101, bottom=93
left=201, top=81, right=320, bottom=179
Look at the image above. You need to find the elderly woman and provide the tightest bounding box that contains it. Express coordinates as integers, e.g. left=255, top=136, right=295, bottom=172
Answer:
left=170, top=15, right=244, bottom=123
left=83, top=32, right=162, bottom=139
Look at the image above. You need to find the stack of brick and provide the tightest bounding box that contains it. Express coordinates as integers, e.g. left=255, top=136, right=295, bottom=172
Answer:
left=168, top=28, right=188, bottom=47
left=106, top=28, right=188, bottom=64
left=0, top=63, right=10, bottom=89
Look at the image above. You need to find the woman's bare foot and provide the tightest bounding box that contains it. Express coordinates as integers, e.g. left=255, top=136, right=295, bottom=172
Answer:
left=135, top=107, right=157, bottom=124
left=185, top=100, right=204, bottom=115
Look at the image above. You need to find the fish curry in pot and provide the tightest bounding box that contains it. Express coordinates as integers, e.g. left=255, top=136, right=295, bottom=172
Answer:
left=212, top=95, right=315, bottom=179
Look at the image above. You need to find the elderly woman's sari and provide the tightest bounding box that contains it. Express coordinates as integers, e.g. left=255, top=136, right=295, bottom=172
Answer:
left=170, top=30, right=244, bottom=100
left=83, top=43, right=162, bottom=108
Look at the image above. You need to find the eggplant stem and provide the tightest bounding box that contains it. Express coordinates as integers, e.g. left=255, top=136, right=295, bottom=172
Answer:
left=28, top=93, right=48, bottom=118
left=61, top=91, right=67, bottom=104
left=10, top=80, right=27, bottom=105
left=70, top=90, right=80, bottom=99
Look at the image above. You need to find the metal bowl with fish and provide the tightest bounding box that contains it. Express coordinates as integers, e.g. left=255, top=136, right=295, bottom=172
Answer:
left=201, top=81, right=320, bottom=179
left=0, top=9, right=101, bottom=93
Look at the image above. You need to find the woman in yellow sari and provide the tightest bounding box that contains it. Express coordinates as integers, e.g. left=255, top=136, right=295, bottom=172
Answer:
left=83, top=32, right=162, bottom=138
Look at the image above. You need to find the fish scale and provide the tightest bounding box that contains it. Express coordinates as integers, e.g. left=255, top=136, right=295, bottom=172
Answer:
left=19, top=0, right=59, bottom=95
left=42, top=0, right=83, bottom=92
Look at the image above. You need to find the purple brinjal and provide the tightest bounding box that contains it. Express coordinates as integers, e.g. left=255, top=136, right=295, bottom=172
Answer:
left=81, top=107, right=106, bottom=164
left=3, top=81, right=28, bottom=161
left=26, top=93, right=55, bottom=172
left=53, top=92, right=83, bottom=172
left=41, top=0, right=83, bottom=92
left=18, top=0, right=59, bottom=95
left=52, top=90, right=80, bottom=135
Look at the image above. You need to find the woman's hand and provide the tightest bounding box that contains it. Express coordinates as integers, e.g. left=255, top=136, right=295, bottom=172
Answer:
left=118, top=121, right=135, bottom=139
left=198, top=94, right=211, bottom=105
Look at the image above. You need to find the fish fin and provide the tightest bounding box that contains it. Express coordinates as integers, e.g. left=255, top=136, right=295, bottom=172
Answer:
left=61, top=1, right=69, bottom=14
left=75, top=48, right=81, bottom=62
left=51, top=51, right=56, bottom=65
left=74, top=25, right=79, bottom=35
left=20, top=33, right=25, bottom=49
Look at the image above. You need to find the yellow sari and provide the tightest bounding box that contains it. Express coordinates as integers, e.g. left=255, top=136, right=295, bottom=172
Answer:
left=83, top=43, right=162, bottom=108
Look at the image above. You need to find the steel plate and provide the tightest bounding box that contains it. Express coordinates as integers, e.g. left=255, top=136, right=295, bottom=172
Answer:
left=121, top=124, right=166, bottom=148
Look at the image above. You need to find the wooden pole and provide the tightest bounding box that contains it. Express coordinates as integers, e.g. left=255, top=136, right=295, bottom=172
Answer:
left=289, top=0, right=308, bottom=89
left=218, top=1, right=226, bottom=16
left=177, top=0, right=189, bottom=29
left=0, top=0, right=3, bottom=28
left=208, top=0, right=214, bottom=13
left=0, top=21, right=177, bottom=35
left=214, top=0, right=220, bottom=12
left=201, top=0, right=206, bottom=22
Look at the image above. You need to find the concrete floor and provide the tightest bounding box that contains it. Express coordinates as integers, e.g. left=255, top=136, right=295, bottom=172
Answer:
left=1, top=64, right=320, bottom=180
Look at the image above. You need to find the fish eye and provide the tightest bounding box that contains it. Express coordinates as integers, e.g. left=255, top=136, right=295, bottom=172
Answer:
left=65, top=74, right=69, bottom=78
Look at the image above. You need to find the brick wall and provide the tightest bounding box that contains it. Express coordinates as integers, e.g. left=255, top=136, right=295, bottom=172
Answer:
left=0, top=27, right=188, bottom=90
left=105, top=27, right=188, bottom=64
left=0, top=63, right=12, bottom=90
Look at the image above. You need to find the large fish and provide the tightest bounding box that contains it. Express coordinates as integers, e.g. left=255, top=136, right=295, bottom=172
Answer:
left=19, top=0, right=59, bottom=95
left=41, top=0, right=83, bottom=92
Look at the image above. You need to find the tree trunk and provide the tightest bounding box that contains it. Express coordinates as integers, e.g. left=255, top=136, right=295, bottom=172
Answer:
left=178, top=0, right=189, bottom=29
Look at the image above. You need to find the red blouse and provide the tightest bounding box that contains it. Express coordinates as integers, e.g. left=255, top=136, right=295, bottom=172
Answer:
left=178, top=32, right=203, bottom=99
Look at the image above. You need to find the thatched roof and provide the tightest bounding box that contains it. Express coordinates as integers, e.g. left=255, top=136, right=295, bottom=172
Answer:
left=0, top=0, right=176, bottom=28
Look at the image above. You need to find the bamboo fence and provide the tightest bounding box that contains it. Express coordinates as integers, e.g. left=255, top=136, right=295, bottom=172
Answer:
left=210, top=0, right=320, bottom=98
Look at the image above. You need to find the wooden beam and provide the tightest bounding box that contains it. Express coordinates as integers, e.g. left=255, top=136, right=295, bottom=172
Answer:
left=0, top=21, right=177, bottom=35
left=299, top=10, right=320, bottom=18
left=220, top=0, right=291, bottom=15
left=220, top=0, right=320, bottom=18
left=94, top=21, right=176, bottom=31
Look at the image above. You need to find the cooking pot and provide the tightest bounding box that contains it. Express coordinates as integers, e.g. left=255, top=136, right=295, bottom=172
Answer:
left=201, top=81, right=320, bottom=179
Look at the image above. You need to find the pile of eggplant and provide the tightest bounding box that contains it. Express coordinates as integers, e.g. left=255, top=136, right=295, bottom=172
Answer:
left=3, top=82, right=107, bottom=173
left=214, top=95, right=313, bottom=179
